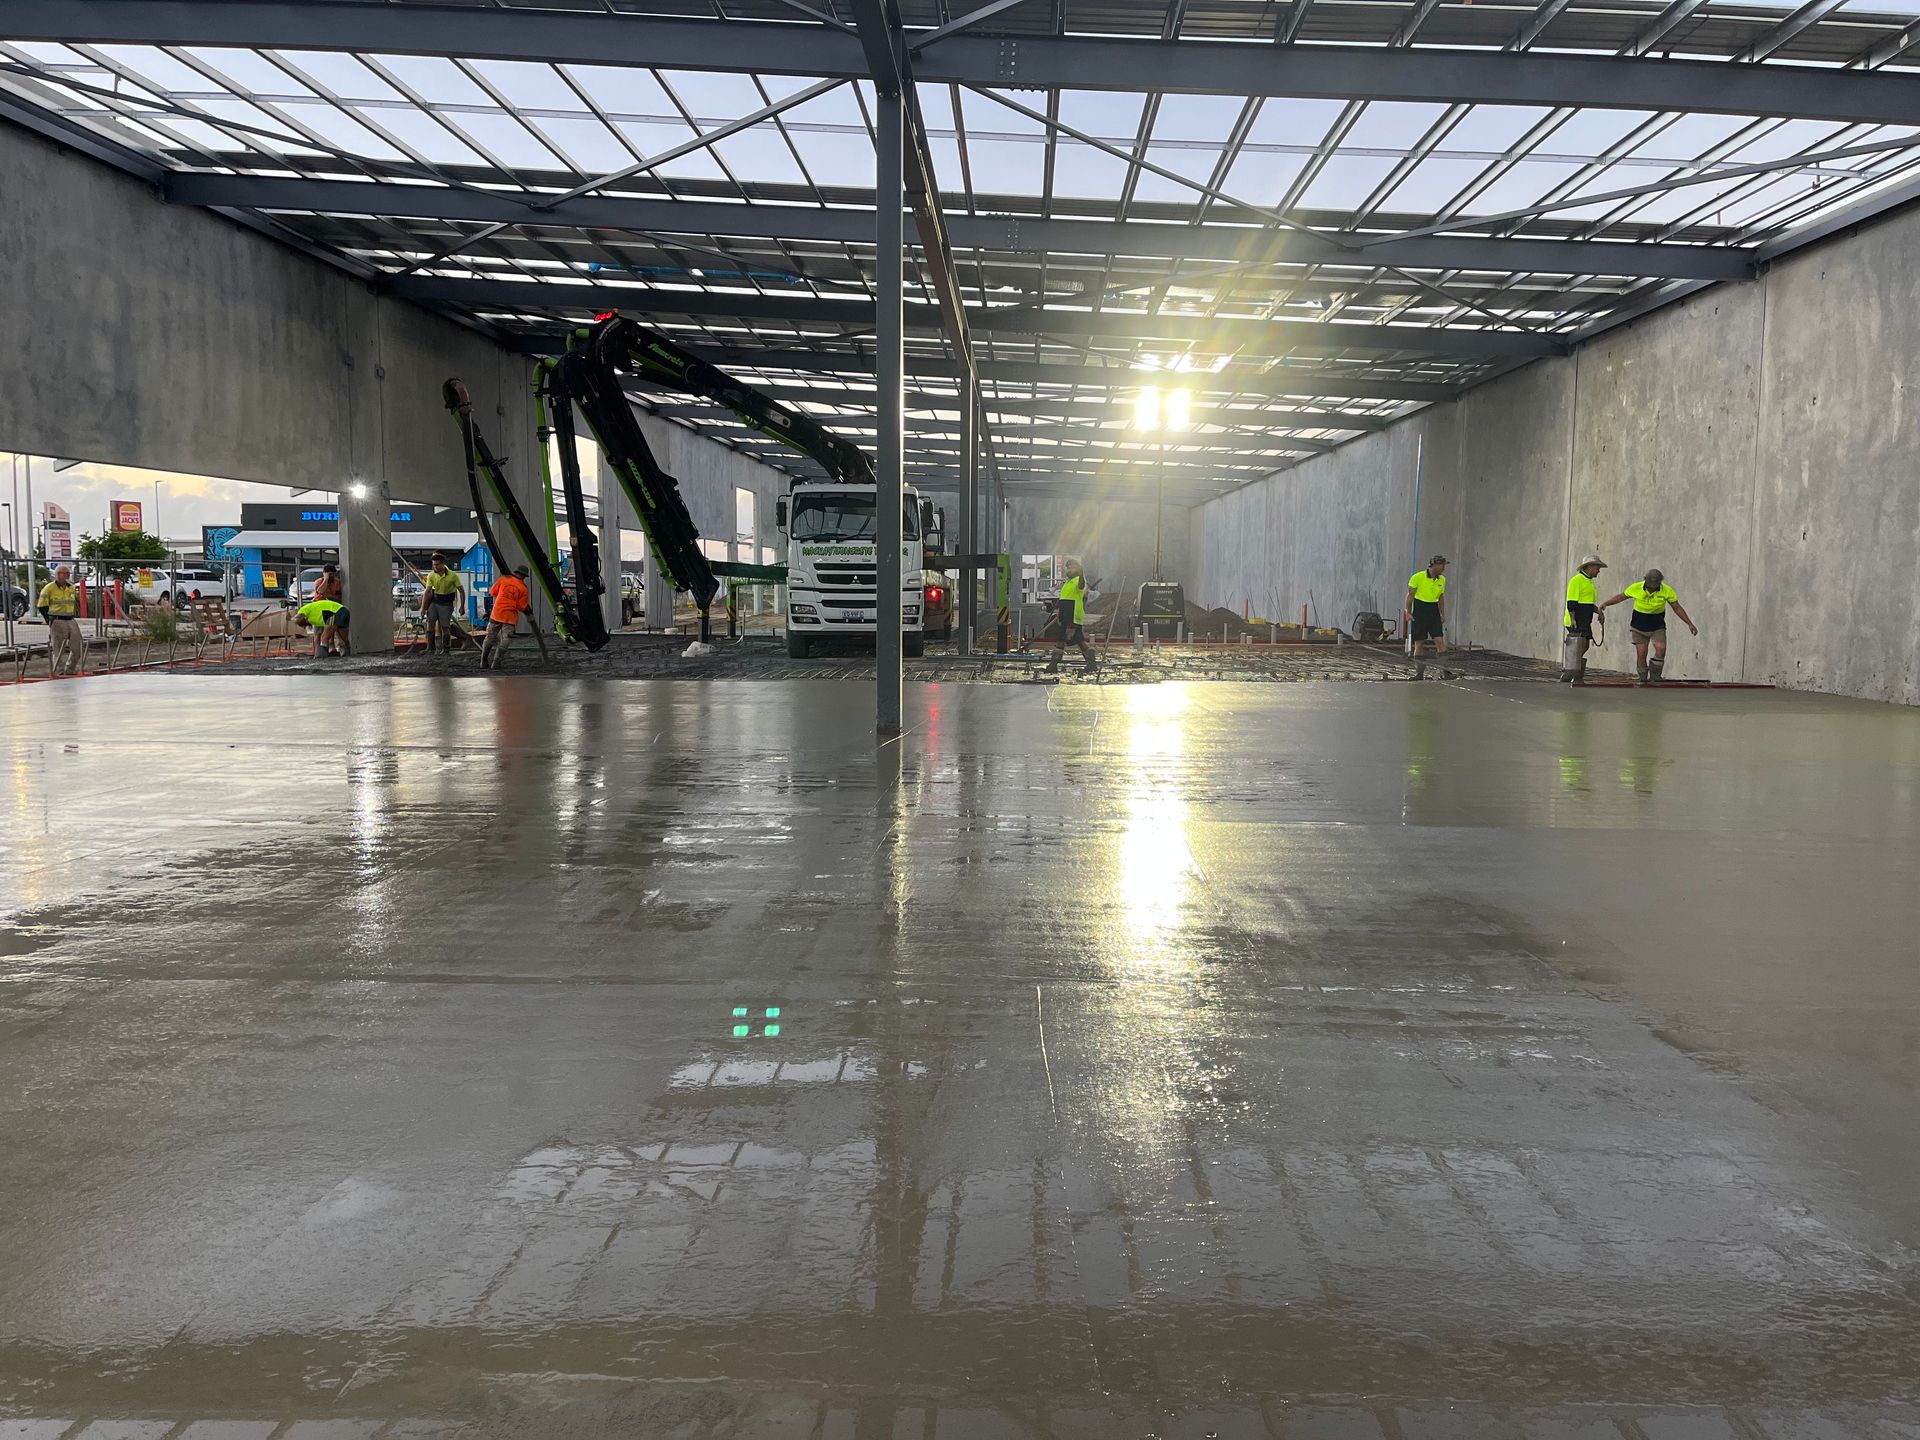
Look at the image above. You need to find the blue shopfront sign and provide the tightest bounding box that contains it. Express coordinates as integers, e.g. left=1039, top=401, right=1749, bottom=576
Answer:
left=299, top=509, right=414, bottom=522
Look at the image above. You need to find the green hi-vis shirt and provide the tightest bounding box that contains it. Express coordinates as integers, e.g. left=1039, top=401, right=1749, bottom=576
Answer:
left=423, top=569, right=462, bottom=596
left=1060, top=575, right=1088, bottom=624
left=298, top=600, right=343, bottom=628
left=37, top=581, right=78, bottom=617
left=1624, top=580, right=1678, bottom=615
left=1408, top=570, right=1447, bottom=604
left=1564, top=570, right=1598, bottom=627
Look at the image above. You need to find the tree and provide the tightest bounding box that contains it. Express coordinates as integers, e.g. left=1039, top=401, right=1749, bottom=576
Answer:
left=77, top=528, right=167, bottom=580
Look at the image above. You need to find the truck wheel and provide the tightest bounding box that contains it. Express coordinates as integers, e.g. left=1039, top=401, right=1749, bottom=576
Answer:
left=786, top=631, right=811, bottom=659
left=904, top=633, right=925, bottom=659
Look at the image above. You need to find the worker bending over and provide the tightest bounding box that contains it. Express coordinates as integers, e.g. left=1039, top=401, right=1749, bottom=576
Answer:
left=1045, top=558, right=1097, bottom=677
left=1405, top=555, right=1449, bottom=674
left=1561, top=554, right=1607, bottom=683
left=294, top=598, right=350, bottom=658
left=1601, top=568, right=1696, bottom=685
left=480, top=564, right=532, bottom=670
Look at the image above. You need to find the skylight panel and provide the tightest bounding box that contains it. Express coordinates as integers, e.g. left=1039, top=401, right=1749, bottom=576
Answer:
left=471, top=60, right=586, bottom=114
left=1444, top=104, right=1551, bottom=154
left=144, top=117, right=246, bottom=155
left=91, top=44, right=213, bottom=94
left=185, top=94, right=309, bottom=145
left=372, top=107, right=488, bottom=166
left=1384, top=156, right=1492, bottom=214
left=1341, top=102, right=1449, bottom=151
left=713, top=128, right=811, bottom=186
left=181, top=48, right=315, bottom=98
left=966, top=136, right=1047, bottom=197
left=1050, top=138, right=1134, bottom=198
left=1152, top=93, right=1249, bottom=141
left=373, top=54, right=494, bottom=107
left=275, top=101, right=409, bottom=163
left=563, top=64, right=677, bottom=117
left=537, top=115, right=634, bottom=173
left=276, top=51, right=404, bottom=103
left=661, top=70, right=774, bottom=118
left=8, top=42, right=86, bottom=65
left=453, top=111, right=565, bottom=171
left=1132, top=143, right=1225, bottom=203
left=1617, top=174, right=1748, bottom=224
left=1550, top=108, right=1657, bottom=154
left=1453, top=157, right=1585, bottom=215
left=1297, top=153, right=1401, bottom=209
left=1724, top=118, right=1848, bottom=163
left=1223, top=148, right=1309, bottom=204
left=783, top=128, right=874, bottom=188
left=1628, top=111, right=1756, bottom=161
left=1057, top=89, right=1147, bottom=142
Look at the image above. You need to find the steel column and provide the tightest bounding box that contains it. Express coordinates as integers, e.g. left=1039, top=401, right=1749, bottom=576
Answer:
left=959, top=386, right=977, bottom=655
left=876, top=87, right=905, bottom=738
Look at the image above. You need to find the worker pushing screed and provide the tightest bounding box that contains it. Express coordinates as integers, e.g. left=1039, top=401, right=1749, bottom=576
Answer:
left=1045, top=558, right=1098, bottom=677
left=1561, top=554, right=1607, bottom=683
left=1601, top=568, right=1697, bottom=685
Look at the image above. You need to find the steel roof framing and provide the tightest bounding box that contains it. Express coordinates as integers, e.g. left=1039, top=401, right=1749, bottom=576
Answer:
left=16, top=2, right=1920, bottom=128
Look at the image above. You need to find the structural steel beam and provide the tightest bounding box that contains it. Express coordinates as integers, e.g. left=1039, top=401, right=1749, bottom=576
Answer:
left=518, top=340, right=1461, bottom=401
left=639, top=388, right=1395, bottom=428
left=15, top=2, right=1920, bottom=126
left=391, top=276, right=1557, bottom=357
left=651, top=404, right=1348, bottom=445
left=162, top=176, right=1752, bottom=281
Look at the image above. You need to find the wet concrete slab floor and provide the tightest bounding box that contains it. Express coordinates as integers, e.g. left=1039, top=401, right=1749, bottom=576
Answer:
left=0, top=676, right=1917, bottom=1436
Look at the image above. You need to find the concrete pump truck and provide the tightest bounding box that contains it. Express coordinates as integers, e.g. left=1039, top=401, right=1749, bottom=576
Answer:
left=445, top=312, right=934, bottom=656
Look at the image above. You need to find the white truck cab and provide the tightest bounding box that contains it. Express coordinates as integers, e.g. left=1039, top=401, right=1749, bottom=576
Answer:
left=779, top=482, right=934, bottom=659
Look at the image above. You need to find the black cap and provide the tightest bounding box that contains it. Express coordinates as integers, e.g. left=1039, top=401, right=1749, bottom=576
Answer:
left=1429, top=554, right=1449, bottom=566
left=514, top=564, right=530, bottom=578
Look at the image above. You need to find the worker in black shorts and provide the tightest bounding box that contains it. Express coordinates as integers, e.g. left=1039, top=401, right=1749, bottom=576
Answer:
left=1405, top=555, right=1449, bottom=676
left=1601, top=568, right=1697, bottom=685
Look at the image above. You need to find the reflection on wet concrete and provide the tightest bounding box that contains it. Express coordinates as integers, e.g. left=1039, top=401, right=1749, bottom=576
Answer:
left=1, top=677, right=1919, bottom=1435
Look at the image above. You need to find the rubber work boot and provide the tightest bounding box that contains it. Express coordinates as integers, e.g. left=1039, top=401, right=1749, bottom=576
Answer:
left=1636, top=661, right=1650, bottom=687
left=1648, top=656, right=1664, bottom=685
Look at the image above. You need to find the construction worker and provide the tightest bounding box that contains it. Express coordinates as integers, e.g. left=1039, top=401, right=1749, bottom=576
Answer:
left=314, top=561, right=343, bottom=605
left=1561, top=554, right=1607, bottom=683
left=1404, top=555, right=1449, bottom=673
left=1045, top=558, right=1097, bottom=676
left=420, top=552, right=463, bottom=654
left=481, top=564, right=532, bottom=670
left=293, top=598, right=350, bottom=658
left=1601, top=567, right=1697, bottom=685
left=36, top=565, right=82, bottom=676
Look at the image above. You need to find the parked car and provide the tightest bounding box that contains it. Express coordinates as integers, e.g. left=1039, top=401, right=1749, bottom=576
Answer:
left=4, top=583, right=27, bottom=621
left=393, top=575, right=426, bottom=604
left=158, top=567, right=228, bottom=605
left=620, top=572, right=644, bottom=625
left=920, top=568, right=953, bottom=642
left=289, top=566, right=329, bottom=602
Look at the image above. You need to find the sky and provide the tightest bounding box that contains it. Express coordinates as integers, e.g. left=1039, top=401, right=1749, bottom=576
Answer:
left=3, top=452, right=304, bottom=553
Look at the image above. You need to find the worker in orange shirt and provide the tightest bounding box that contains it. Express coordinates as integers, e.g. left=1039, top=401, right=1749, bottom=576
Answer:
left=480, top=563, right=532, bottom=670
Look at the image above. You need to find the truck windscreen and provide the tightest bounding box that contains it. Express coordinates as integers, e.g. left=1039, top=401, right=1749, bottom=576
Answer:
left=791, top=496, right=919, bottom=542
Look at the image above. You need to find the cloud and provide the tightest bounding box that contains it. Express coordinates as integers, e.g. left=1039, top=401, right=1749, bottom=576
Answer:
left=4, top=453, right=307, bottom=549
